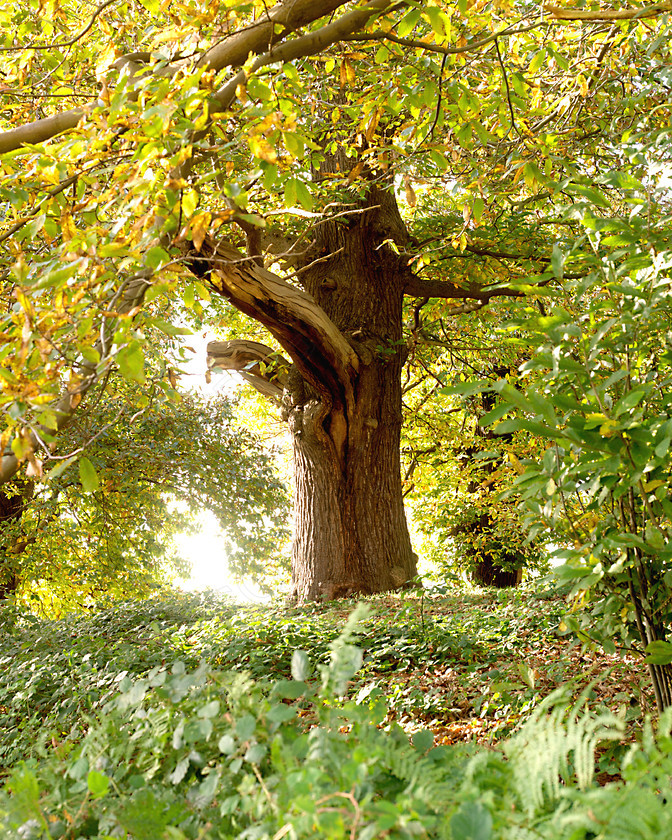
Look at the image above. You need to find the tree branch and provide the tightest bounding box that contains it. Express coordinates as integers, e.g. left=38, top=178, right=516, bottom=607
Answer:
left=194, top=238, right=358, bottom=412
left=0, top=0, right=393, bottom=155
left=211, top=0, right=398, bottom=114
left=545, top=2, right=671, bottom=21
left=341, top=19, right=545, bottom=56
left=198, top=0, right=352, bottom=71
left=0, top=108, right=85, bottom=155
left=207, top=339, right=290, bottom=401
left=403, top=274, right=524, bottom=301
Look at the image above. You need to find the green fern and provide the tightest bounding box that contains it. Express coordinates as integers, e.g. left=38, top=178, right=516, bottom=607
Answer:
left=504, top=686, right=625, bottom=816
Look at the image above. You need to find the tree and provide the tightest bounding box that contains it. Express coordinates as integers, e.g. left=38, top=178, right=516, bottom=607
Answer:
left=2, top=0, right=671, bottom=601
left=0, top=383, right=289, bottom=615
left=485, top=175, right=672, bottom=710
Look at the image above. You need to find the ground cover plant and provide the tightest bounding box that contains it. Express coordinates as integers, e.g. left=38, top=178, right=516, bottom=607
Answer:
left=1, top=586, right=664, bottom=839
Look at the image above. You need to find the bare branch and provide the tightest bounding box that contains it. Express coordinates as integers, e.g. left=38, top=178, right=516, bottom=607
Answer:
left=207, top=339, right=290, bottom=401
left=0, top=108, right=85, bottom=155
left=198, top=0, right=352, bottom=71
left=403, top=274, right=524, bottom=301
left=195, top=238, right=359, bottom=412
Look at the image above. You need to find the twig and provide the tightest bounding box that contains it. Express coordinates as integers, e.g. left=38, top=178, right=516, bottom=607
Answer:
left=0, top=0, right=119, bottom=52
left=494, top=37, right=520, bottom=138
left=342, top=19, right=546, bottom=57
left=545, top=2, right=671, bottom=21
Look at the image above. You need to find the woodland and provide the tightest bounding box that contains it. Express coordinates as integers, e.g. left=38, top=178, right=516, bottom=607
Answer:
left=3, top=0, right=672, bottom=837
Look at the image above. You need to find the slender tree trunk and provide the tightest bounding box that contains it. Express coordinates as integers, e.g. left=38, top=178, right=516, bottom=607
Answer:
left=287, top=186, right=417, bottom=601
left=0, top=482, right=33, bottom=599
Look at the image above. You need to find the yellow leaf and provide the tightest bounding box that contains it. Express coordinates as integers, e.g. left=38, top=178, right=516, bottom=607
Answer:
left=599, top=419, right=620, bottom=437
left=404, top=175, right=417, bottom=208
left=191, top=212, right=211, bottom=252
left=364, top=107, right=381, bottom=142
left=340, top=58, right=355, bottom=88
left=60, top=211, right=77, bottom=242
left=249, top=135, right=277, bottom=163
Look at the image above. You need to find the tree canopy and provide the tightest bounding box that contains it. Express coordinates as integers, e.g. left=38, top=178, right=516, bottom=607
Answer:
left=2, top=0, right=672, bottom=621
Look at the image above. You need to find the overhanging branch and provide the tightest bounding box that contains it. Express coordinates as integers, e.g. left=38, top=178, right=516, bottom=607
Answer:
left=0, top=0, right=396, bottom=155
left=192, top=238, right=358, bottom=412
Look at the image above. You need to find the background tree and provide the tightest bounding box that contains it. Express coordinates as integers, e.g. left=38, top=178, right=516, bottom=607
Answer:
left=2, top=0, right=671, bottom=601
left=0, top=382, right=289, bottom=615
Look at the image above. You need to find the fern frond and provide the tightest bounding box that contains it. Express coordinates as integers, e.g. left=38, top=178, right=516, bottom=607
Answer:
left=504, top=686, right=624, bottom=816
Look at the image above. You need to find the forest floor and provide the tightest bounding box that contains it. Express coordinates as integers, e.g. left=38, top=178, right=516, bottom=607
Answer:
left=0, top=582, right=649, bottom=779
left=265, top=586, right=649, bottom=768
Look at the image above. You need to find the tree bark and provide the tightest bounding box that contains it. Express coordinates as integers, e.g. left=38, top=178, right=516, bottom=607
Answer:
left=0, top=481, right=33, bottom=599
left=284, top=185, right=417, bottom=600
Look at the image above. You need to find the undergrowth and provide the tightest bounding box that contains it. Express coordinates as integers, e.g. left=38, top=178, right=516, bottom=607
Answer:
left=0, top=587, right=663, bottom=839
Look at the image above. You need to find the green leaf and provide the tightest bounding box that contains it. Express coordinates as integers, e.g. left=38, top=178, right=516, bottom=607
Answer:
left=145, top=246, right=171, bottom=270
left=516, top=662, right=536, bottom=689
left=569, top=184, right=610, bottom=207
left=645, top=640, right=672, bottom=665
left=273, top=679, right=307, bottom=700
left=47, top=455, right=77, bottom=480
left=87, top=770, right=110, bottom=798
left=291, top=650, right=310, bottom=681
left=451, top=801, right=493, bottom=840
left=294, top=180, right=313, bottom=211
left=429, top=149, right=449, bottom=171
left=117, top=344, right=146, bottom=383
left=397, top=8, right=421, bottom=38
left=613, top=389, right=646, bottom=416
left=218, top=734, right=236, bottom=754
left=412, top=729, right=434, bottom=752
left=79, top=457, right=100, bottom=493
left=151, top=319, right=192, bottom=337
left=283, top=131, right=304, bottom=158
left=551, top=244, right=565, bottom=277
left=284, top=178, right=297, bottom=207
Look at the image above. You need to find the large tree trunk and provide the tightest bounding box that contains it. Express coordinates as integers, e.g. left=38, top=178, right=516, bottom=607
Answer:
left=203, top=179, right=418, bottom=602
left=288, top=342, right=416, bottom=600
left=286, top=186, right=417, bottom=601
